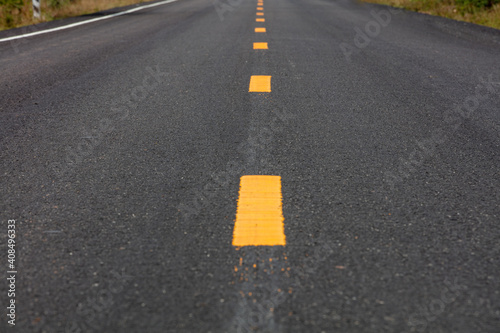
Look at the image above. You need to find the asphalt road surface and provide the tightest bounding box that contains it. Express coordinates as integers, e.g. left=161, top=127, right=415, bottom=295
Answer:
left=1, top=0, right=499, bottom=331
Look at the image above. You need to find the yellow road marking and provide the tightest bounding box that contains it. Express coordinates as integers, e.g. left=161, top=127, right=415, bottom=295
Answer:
left=232, top=176, right=286, bottom=246
left=256, top=18, right=265, bottom=22
left=256, top=12, right=264, bottom=16
left=255, top=27, right=266, bottom=33
left=253, top=42, right=268, bottom=49
left=257, top=6, right=264, bottom=10
left=249, top=75, right=271, bottom=92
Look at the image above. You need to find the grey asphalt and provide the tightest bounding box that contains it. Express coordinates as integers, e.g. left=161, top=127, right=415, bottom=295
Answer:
left=1, top=0, right=499, bottom=331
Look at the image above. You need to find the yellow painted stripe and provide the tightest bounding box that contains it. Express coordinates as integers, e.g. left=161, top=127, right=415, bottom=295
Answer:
left=253, top=42, right=268, bottom=49
left=256, top=12, right=264, bottom=16
left=232, top=175, right=286, bottom=246
left=256, top=18, right=265, bottom=22
left=249, top=75, right=271, bottom=92
left=255, top=27, right=266, bottom=33
left=257, top=6, right=264, bottom=10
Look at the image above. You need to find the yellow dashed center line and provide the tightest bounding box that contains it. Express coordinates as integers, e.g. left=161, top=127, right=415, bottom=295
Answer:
left=253, top=42, right=268, bottom=49
left=256, top=18, right=265, bottom=22
left=255, top=27, right=266, bottom=33
left=256, top=12, right=264, bottom=16
left=232, top=176, right=286, bottom=246
left=249, top=75, right=271, bottom=92
left=257, top=6, right=264, bottom=10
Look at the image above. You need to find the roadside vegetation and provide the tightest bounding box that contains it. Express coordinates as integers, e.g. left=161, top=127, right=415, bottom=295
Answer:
left=0, top=0, right=151, bottom=31
left=363, top=0, right=500, bottom=29
left=2, top=0, right=499, bottom=32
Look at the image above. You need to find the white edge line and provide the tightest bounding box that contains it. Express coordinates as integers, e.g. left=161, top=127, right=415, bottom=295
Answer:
left=0, top=0, right=178, bottom=43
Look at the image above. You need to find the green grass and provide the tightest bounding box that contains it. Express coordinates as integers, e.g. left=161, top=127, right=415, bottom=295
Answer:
left=0, top=0, right=148, bottom=30
left=362, top=0, right=500, bottom=29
